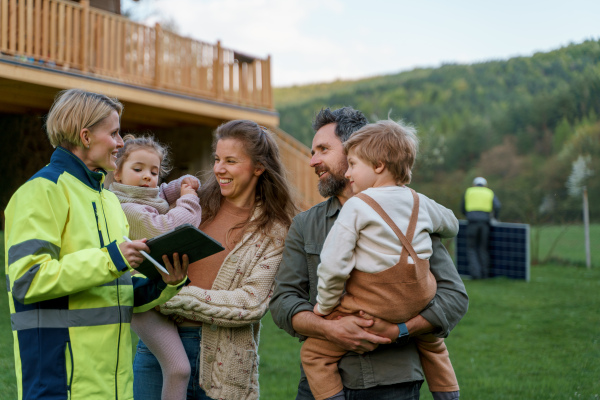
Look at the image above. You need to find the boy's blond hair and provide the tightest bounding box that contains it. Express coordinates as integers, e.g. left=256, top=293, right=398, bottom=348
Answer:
left=344, top=119, right=419, bottom=185
left=45, top=89, right=123, bottom=149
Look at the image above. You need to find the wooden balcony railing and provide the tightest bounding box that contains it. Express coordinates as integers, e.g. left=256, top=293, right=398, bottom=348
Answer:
left=0, top=0, right=325, bottom=210
left=0, top=0, right=273, bottom=110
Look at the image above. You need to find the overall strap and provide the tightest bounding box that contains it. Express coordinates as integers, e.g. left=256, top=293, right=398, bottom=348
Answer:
left=355, top=192, right=420, bottom=264
left=405, top=188, right=420, bottom=242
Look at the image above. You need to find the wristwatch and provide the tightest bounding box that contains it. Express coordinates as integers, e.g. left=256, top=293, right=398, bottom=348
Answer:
left=396, top=323, right=410, bottom=345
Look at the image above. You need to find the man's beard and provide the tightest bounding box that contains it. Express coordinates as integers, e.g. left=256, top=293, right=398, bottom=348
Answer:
left=316, top=163, right=348, bottom=198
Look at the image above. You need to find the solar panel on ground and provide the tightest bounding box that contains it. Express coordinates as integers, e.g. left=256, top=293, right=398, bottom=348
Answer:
left=455, top=220, right=530, bottom=281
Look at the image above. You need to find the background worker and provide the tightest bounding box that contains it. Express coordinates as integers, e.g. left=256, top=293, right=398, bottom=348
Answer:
left=461, top=177, right=501, bottom=279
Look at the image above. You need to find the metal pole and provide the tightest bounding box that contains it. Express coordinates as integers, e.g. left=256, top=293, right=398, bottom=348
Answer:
left=583, top=186, right=591, bottom=268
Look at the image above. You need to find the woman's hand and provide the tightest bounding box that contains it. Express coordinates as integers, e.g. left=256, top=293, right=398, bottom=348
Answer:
left=118, top=239, right=149, bottom=269
left=159, top=253, right=189, bottom=286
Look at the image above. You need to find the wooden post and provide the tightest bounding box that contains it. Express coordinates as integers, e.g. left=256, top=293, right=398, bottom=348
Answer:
left=238, top=61, right=244, bottom=100
left=136, top=25, right=143, bottom=80
left=166, top=32, right=173, bottom=87
left=214, top=40, right=222, bottom=99
left=127, top=23, right=134, bottom=76
left=17, top=0, right=24, bottom=53
left=1, top=0, right=8, bottom=52
left=72, top=4, right=80, bottom=69
left=108, top=16, right=115, bottom=74
left=102, top=15, right=109, bottom=72
left=65, top=4, right=72, bottom=66
left=57, top=1, right=65, bottom=63
left=154, top=22, right=161, bottom=87
left=9, top=0, right=15, bottom=53
left=93, top=13, right=100, bottom=71
left=115, top=18, right=122, bottom=74
left=263, top=55, right=272, bottom=109
left=201, top=44, right=209, bottom=92
left=248, top=61, right=255, bottom=106
left=228, top=62, right=234, bottom=98
left=34, top=0, right=41, bottom=57
left=233, top=60, right=239, bottom=100
left=183, top=37, right=192, bottom=91
left=49, top=0, right=56, bottom=60
left=41, top=0, right=48, bottom=61
left=81, top=0, right=89, bottom=72
left=583, top=186, right=591, bottom=268
left=26, top=0, right=33, bottom=55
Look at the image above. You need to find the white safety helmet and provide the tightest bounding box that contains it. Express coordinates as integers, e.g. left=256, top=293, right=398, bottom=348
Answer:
left=473, top=177, right=487, bottom=187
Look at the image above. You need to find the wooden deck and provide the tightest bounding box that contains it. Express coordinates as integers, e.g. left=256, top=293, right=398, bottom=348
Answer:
left=0, top=0, right=272, bottom=110
left=0, top=0, right=324, bottom=210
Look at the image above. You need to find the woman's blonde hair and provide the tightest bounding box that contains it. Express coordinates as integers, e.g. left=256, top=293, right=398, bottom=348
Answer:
left=45, top=89, right=123, bottom=149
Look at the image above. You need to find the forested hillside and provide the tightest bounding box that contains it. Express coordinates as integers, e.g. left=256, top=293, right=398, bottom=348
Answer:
left=275, top=40, right=600, bottom=223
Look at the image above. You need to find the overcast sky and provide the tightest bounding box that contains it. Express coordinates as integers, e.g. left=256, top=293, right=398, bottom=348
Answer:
left=123, top=0, right=600, bottom=87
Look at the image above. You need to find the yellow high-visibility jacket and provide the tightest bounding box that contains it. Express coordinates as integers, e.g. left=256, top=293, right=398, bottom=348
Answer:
left=464, top=186, right=495, bottom=212
left=5, top=147, right=185, bottom=400
left=461, top=186, right=500, bottom=222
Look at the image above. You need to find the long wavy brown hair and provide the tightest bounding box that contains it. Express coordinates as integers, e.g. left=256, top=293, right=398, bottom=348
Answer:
left=199, top=120, right=298, bottom=237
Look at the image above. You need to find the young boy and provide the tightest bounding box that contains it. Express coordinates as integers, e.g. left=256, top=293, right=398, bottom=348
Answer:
left=300, top=120, right=460, bottom=400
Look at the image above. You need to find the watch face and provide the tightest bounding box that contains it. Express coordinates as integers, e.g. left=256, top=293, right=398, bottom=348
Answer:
left=397, top=335, right=410, bottom=345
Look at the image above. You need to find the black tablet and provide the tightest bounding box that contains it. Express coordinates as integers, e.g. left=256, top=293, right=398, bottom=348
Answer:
left=135, top=223, right=225, bottom=281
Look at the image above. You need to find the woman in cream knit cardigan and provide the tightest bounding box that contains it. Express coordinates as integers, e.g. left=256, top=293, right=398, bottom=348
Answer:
left=133, top=120, right=297, bottom=400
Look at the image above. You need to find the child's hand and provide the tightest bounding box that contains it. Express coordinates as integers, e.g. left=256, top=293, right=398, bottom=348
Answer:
left=359, top=310, right=399, bottom=341
left=181, top=177, right=199, bottom=191
left=313, top=303, right=328, bottom=317
left=181, top=183, right=198, bottom=197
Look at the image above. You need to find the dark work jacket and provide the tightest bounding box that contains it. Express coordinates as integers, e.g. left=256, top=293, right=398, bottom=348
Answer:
left=270, top=196, right=469, bottom=389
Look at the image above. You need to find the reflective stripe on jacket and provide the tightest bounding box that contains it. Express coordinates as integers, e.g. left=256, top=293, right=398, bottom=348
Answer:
left=5, top=147, right=183, bottom=400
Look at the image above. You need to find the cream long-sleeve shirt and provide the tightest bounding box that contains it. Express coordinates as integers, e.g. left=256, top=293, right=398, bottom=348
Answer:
left=316, top=186, right=458, bottom=315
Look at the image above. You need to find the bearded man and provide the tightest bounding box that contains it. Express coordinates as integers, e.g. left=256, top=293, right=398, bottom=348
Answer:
left=270, top=107, right=468, bottom=400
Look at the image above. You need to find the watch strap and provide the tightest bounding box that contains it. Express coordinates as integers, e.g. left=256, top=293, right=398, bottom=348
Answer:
left=396, top=322, right=410, bottom=345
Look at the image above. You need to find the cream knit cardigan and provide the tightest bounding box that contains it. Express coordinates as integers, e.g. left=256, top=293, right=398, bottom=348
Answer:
left=159, top=211, right=286, bottom=400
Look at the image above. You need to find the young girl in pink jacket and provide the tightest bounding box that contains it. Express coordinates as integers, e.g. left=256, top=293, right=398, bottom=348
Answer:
left=109, top=134, right=202, bottom=400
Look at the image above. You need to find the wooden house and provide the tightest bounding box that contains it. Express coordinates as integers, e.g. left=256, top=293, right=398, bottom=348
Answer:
left=0, top=0, right=321, bottom=216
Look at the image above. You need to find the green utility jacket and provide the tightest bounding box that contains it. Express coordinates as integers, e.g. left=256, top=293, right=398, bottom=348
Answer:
left=270, top=196, right=469, bottom=389
left=5, top=147, right=185, bottom=400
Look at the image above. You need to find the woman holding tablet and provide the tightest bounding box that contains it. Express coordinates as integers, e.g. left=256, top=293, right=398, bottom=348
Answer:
left=4, top=89, right=188, bottom=400
left=133, top=120, right=297, bottom=400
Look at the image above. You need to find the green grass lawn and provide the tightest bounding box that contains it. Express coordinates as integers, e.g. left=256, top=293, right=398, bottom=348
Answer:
left=258, top=265, right=600, bottom=400
left=2, top=228, right=600, bottom=399
left=531, top=223, right=600, bottom=266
